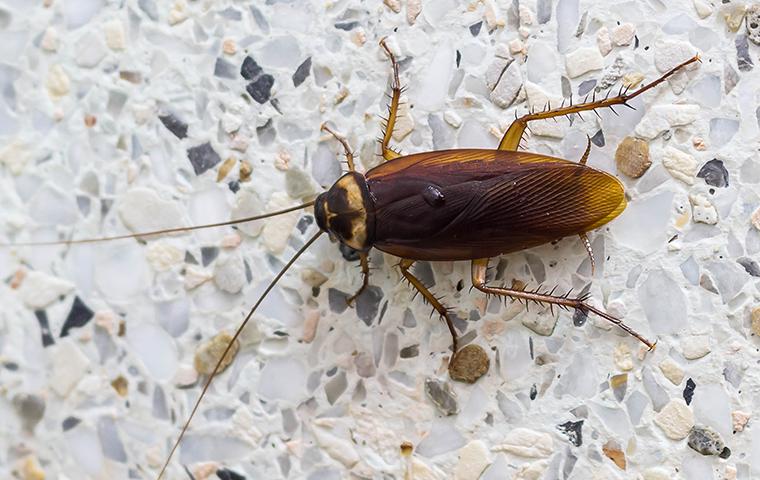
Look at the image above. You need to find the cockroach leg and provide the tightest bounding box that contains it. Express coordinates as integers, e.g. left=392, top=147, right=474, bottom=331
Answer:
left=321, top=122, right=356, bottom=172
left=579, top=232, right=595, bottom=275
left=471, top=259, right=655, bottom=349
left=346, top=252, right=370, bottom=306
left=399, top=259, right=459, bottom=354
left=579, top=135, right=591, bottom=165
left=497, top=54, right=701, bottom=151
left=379, top=37, right=402, bottom=161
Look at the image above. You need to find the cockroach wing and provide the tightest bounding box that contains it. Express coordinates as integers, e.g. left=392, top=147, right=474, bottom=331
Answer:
left=365, top=149, right=626, bottom=261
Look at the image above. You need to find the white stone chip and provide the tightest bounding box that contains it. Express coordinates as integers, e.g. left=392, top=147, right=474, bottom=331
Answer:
left=17, top=271, right=75, bottom=309
left=634, top=104, right=700, bottom=140
left=213, top=254, right=246, bottom=294
left=689, top=194, right=719, bottom=225
left=444, top=110, right=462, bottom=128
left=597, top=26, right=612, bottom=56
left=514, top=459, right=549, bottom=479
left=145, top=242, right=184, bottom=272
left=261, top=192, right=301, bottom=254
left=454, top=440, right=490, bottom=480
left=693, top=0, right=714, bottom=19
left=41, top=27, right=59, bottom=52
left=75, top=32, right=107, bottom=68
left=613, top=343, right=634, bottom=371
left=0, top=140, right=32, bottom=175
left=184, top=265, right=212, bottom=290
left=654, top=399, right=695, bottom=439
left=407, top=0, right=422, bottom=24
left=311, top=423, right=360, bottom=468
left=642, top=468, right=671, bottom=480
left=681, top=334, right=711, bottom=359
left=50, top=339, right=90, bottom=396
left=565, top=47, right=604, bottom=78
left=493, top=428, right=553, bottom=458
left=662, top=146, right=698, bottom=184
left=46, top=65, right=71, bottom=98
left=117, top=187, right=185, bottom=234
left=168, top=0, right=189, bottom=25
left=104, top=19, right=126, bottom=50
left=612, top=23, right=636, bottom=46
left=659, top=358, right=685, bottom=385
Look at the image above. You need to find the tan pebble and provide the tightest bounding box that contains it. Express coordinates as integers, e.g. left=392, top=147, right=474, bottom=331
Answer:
left=615, top=137, right=651, bottom=178
left=659, top=357, right=684, bottom=385
left=654, top=399, right=694, bottom=439
left=724, top=464, right=737, bottom=480
left=483, top=0, right=505, bottom=28
left=104, top=19, right=126, bottom=50
left=383, top=0, right=401, bottom=13
left=10, top=268, right=26, bottom=289
left=301, top=268, right=328, bottom=288
left=751, top=208, right=760, bottom=231
left=407, top=0, right=422, bottom=24
left=119, top=70, right=142, bottom=84
left=94, top=310, right=119, bottom=335
left=509, top=39, right=525, bottom=55
left=239, top=160, right=252, bottom=182
left=400, top=441, right=413, bottom=456
left=84, top=114, right=96, bottom=127
left=216, top=157, right=237, bottom=182
left=230, top=134, right=249, bottom=153
left=449, top=344, right=489, bottom=383
left=194, top=332, right=240, bottom=376
left=185, top=265, right=213, bottom=289
left=622, top=72, right=644, bottom=89
left=222, top=38, right=237, bottom=55
left=168, top=0, right=189, bottom=25
left=111, top=375, right=128, bottom=396
left=41, top=27, right=58, bottom=52
left=18, top=455, right=45, bottom=480
left=275, top=149, right=291, bottom=171
left=321, top=259, right=335, bottom=273
left=731, top=410, right=750, bottom=432
left=302, top=310, right=320, bottom=343
left=351, top=29, right=367, bottom=46
left=692, top=136, right=707, bottom=150
left=334, top=87, right=349, bottom=105
left=602, top=439, right=626, bottom=470
left=611, top=23, right=635, bottom=46
left=681, top=334, right=711, bottom=359
left=597, top=26, right=612, bottom=56
left=482, top=319, right=508, bottom=341
left=46, top=65, right=70, bottom=98
left=751, top=306, right=760, bottom=336
left=192, top=462, right=219, bottom=480
left=723, top=4, right=747, bottom=32
left=220, top=233, right=242, bottom=249
left=613, top=343, right=633, bottom=371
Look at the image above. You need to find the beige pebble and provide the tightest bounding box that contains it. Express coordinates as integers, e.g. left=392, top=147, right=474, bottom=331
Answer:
left=168, top=0, right=189, bottom=25
left=692, top=136, right=707, bottom=150
left=216, top=157, right=237, bottom=182
left=615, top=137, right=651, bottom=178
left=184, top=265, right=213, bottom=289
left=41, top=27, right=58, bottom=52
left=659, top=357, right=684, bottom=385
left=662, top=146, right=697, bottom=184
left=146, top=242, right=184, bottom=272
left=722, top=4, right=747, bottom=32
left=194, top=332, right=240, bottom=376
left=602, top=439, right=626, bottom=470
left=18, top=455, right=45, bottom=480
left=622, top=72, right=644, bottom=89
left=690, top=194, right=718, bottom=225
left=693, top=0, right=713, bottom=18
left=682, top=334, right=711, bottom=359
left=46, top=65, right=70, bottom=97
left=724, top=464, right=737, bottom=480
left=655, top=399, right=695, bottom=439
left=565, top=47, right=604, bottom=78
left=449, top=344, right=489, bottom=383
left=222, top=38, right=237, bottom=55
left=239, top=160, right=252, bottom=182
left=301, top=268, right=328, bottom=288
left=192, top=462, right=219, bottom=480
left=220, top=232, right=242, bottom=249
left=642, top=468, right=671, bottom=480
left=731, top=410, right=750, bottom=432
left=111, top=375, right=128, bottom=396
left=444, top=110, right=462, bottom=128
left=454, top=440, right=490, bottom=480
left=613, top=342, right=634, bottom=371
left=104, top=19, right=126, bottom=50
left=275, top=149, right=291, bottom=170
left=597, top=26, right=612, bottom=56
left=612, top=23, right=636, bottom=46
left=351, top=29, right=367, bottom=46
left=383, top=0, right=401, bottom=13
left=407, top=0, right=422, bottom=24
left=302, top=310, right=320, bottom=343
left=751, top=208, right=760, bottom=231
left=493, top=428, right=553, bottom=458
left=483, top=0, right=505, bottom=29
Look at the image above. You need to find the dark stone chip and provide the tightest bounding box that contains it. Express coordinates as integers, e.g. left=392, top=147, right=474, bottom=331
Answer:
left=34, top=310, right=55, bottom=347
left=335, top=21, right=359, bottom=30
left=158, top=113, right=188, bottom=139
left=62, top=416, right=81, bottom=431
left=246, top=74, right=275, bottom=104
left=736, top=35, right=753, bottom=72
left=456, top=50, right=461, bottom=68
left=529, top=384, right=537, bottom=400
left=591, top=129, right=605, bottom=147
left=339, top=243, right=360, bottom=262
left=228, top=180, right=240, bottom=193
left=557, top=420, right=584, bottom=447
left=296, top=215, right=314, bottom=233
left=683, top=377, right=696, bottom=405
left=356, top=286, right=384, bottom=326
left=60, top=297, right=94, bottom=337
left=578, top=79, right=597, bottom=96
left=737, top=257, right=760, bottom=277
left=469, top=21, right=483, bottom=36
left=187, top=142, right=222, bottom=175
left=184, top=251, right=198, bottom=265
left=256, top=118, right=276, bottom=146
left=697, top=159, right=729, bottom=187
left=240, top=56, right=263, bottom=80
left=719, top=447, right=731, bottom=459
left=201, top=246, right=219, bottom=266
left=327, top=288, right=351, bottom=314
left=214, top=57, right=237, bottom=79
left=292, top=57, right=312, bottom=87
left=400, top=344, right=419, bottom=358
left=572, top=309, right=588, bottom=327
left=216, top=468, right=246, bottom=480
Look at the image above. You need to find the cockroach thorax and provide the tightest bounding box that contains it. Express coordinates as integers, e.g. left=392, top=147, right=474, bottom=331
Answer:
left=314, top=172, right=375, bottom=251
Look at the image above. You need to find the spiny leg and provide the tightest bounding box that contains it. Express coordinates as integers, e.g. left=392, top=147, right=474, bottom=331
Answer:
left=379, top=38, right=402, bottom=161
left=498, top=54, right=701, bottom=151
left=579, top=134, right=591, bottom=165
left=399, top=259, right=458, bottom=354
left=579, top=233, right=595, bottom=275
left=346, top=252, right=370, bottom=306
left=321, top=122, right=355, bottom=172
left=471, top=258, right=655, bottom=349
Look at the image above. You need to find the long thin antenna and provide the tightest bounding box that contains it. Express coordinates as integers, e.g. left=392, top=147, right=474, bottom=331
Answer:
left=157, top=229, right=324, bottom=479
left=1, top=201, right=316, bottom=247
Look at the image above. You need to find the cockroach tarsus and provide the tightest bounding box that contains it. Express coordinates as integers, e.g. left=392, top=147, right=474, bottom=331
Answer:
left=2, top=37, right=701, bottom=478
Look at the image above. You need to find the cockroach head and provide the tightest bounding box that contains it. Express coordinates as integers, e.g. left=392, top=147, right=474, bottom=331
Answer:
left=314, top=172, right=375, bottom=251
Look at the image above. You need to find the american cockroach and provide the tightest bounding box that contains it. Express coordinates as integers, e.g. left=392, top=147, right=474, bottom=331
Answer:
left=3, top=39, right=700, bottom=478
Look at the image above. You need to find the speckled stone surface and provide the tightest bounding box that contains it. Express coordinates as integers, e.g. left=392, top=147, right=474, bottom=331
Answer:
left=1, top=1, right=759, bottom=479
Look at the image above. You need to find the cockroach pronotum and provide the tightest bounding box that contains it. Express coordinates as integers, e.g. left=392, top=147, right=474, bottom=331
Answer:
left=3, top=39, right=700, bottom=478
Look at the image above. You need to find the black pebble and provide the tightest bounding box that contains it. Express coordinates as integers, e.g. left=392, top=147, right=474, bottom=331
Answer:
left=60, top=297, right=94, bottom=337
left=572, top=309, right=588, bottom=327
left=62, top=416, right=81, bottom=431
left=187, top=142, right=222, bottom=176
left=34, top=310, right=55, bottom=347
left=327, top=288, right=350, bottom=314
left=683, top=377, right=696, bottom=405
left=246, top=74, right=275, bottom=104
left=591, top=129, right=605, bottom=147
left=456, top=50, right=461, bottom=68
left=201, top=246, right=219, bottom=266
left=292, top=57, right=312, bottom=87
left=469, top=21, right=483, bottom=36
left=296, top=215, right=314, bottom=233
left=158, top=113, right=188, bottom=139
left=228, top=180, right=240, bottom=193
left=738, top=257, right=760, bottom=277
left=214, top=57, right=237, bottom=79
left=557, top=420, right=584, bottom=447
left=240, top=56, right=262, bottom=80
left=697, top=159, right=729, bottom=187
left=339, top=243, right=360, bottom=262
left=400, top=345, right=420, bottom=358
left=355, top=286, right=384, bottom=326
left=334, top=21, right=358, bottom=31
left=217, top=468, right=246, bottom=480
left=529, top=384, right=537, bottom=400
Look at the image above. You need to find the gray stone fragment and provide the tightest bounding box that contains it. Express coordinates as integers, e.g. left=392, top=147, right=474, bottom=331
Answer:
left=687, top=425, right=731, bottom=458
left=736, top=35, right=753, bottom=71
left=425, top=378, right=459, bottom=415
left=187, top=142, right=222, bottom=176
left=747, top=5, right=760, bottom=45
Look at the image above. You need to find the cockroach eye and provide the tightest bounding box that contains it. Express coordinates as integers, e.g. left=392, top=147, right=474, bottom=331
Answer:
left=422, top=185, right=445, bottom=207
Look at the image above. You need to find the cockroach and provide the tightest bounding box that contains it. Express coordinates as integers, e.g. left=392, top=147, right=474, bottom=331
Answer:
left=3, top=39, right=700, bottom=478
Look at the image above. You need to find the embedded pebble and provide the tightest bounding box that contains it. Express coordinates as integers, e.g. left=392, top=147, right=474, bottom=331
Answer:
left=489, top=60, right=523, bottom=108
left=731, top=410, right=750, bottom=432
left=689, top=194, right=719, bottom=225
left=493, top=428, right=553, bottom=458
left=597, top=26, right=612, bottom=56
left=425, top=378, right=459, bottom=415
left=187, top=142, right=223, bottom=176
left=748, top=5, right=760, bottom=45
left=13, top=394, right=46, bottom=432
left=213, top=254, right=246, bottom=294
left=407, top=0, right=422, bottom=24
left=194, top=332, right=240, bottom=376
left=46, top=65, right=70, bottom=97
left=615, top=136, right=651, bottom=178
left=662, top=146, right=698, bottom=184
left=17, top=456, right=45, bottom=480
left=654, top=399, right=695, bottom=440
left=681, top=334, right=711, bottom=359
left=557, top=420, right=583, bottom=447
left=635, top=104, right=700, bottom=140
left=611, top=23, right=635, bottom=46
left=104, top=19, right=126, bottom=50
left=697, top=159, right=729, bottom=188
left=613, top=343, right=633, bottom=371
left=117, top=188, right=184, bottom=233
left=50, top=339, right=91, bottom=396
left=659, top=358, right=685, bottom=385
left=736, top=34, right=753, bottom=71
left=565, top=47, right=604, bottom=78
left=752, top=208, right=760, bottom=231
left=521, top=312, right=557, bottom=336
left=145, top=243, right=184, bottom=272
left=602, top=439, right=626, bottom=470
left=751, top=306, right=760, bottom=336
left=693, top=0, right=713, bottom=19
left=75, top=32, right=107, bottom=68
left=17, top=271, right=75, bottom=309
left=688, top=425, right=730, bottom=457
left=454, top=440, right=490, bottom=480
left=449, top=344, right=489, bottom=383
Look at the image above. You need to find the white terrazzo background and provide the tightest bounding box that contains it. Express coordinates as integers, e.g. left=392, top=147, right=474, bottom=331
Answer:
left=1, top=0, right=760, bottom=479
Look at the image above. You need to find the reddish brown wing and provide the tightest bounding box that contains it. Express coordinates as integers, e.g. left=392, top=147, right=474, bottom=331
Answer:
left=365, top=149, right=626, bottom=261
